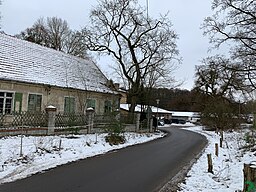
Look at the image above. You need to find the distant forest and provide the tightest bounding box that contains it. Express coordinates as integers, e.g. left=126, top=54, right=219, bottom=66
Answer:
left=127, top=88, right=204, bottom=112
left=127, top=87, right=254, bottom=116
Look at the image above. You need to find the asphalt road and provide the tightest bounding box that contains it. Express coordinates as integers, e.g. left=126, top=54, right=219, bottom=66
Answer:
left=0, top=127, right=207, bottom=192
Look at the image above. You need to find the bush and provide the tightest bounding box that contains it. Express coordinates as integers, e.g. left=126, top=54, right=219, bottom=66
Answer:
left=105, top=134, right=125, bottom=145
left=104, top=112, right=125, bottom=145
left=201, top=97, right=240, bottom=131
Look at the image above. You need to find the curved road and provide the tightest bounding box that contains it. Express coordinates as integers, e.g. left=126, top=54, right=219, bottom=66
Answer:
left=0, top=127, right=207, bottom=192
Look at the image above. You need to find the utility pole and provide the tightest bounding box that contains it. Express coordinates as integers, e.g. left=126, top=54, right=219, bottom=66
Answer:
left=146, top=0, right=149, bottom=19
left=156, top=99, right=160, bottom=130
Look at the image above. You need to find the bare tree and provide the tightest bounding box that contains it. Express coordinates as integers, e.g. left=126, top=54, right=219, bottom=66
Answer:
left=64, top=31, right=89, bottom=59
left=83, top=0, right=180, bottom=112
left=202, top=0, right=256, bottom=88
left=45, top=17, right=70, bottom=51
left=194, top=55, right=248, bottom=130
left=199, top=0, right=256, bottom=130
left=17, top=18, right=49, bottom=46
left=16, top=17, right=88, bottom=58
left=195, top=55, right=247, bottom=99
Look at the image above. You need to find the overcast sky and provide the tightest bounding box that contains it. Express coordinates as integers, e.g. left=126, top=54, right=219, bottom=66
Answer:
left=1, top=0, right=215, bottom=90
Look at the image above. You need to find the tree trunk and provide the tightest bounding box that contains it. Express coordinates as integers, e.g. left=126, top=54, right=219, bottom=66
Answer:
left=243, top=162, right=256, bottom=192
left=128, top=83, right=140, bottom=113
left=129, top=95, right=137, bottom=113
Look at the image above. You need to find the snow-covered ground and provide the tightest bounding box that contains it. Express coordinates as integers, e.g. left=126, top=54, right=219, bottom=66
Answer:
left=0, top=125, right=255, bottom=192
left=0, top=132, right=165, bottom=184
left=179, top=126, right=256, bottom=192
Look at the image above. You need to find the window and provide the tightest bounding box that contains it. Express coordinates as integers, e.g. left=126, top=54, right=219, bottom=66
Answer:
left=64, top=97, right=75, bottom=113
left=0, top=92, right=13, bottom=114
left=104, top=100, right=112, bottom=113
left=113, top=98, right=120, bottom=111
left=14, top=93, right=23, bottom=113
left=86, top=99, right=96, bottom=110
left=28, top=94, right=42, bottom=112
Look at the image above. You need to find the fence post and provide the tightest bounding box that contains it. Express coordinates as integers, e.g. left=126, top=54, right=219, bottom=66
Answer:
left=215, top=143, right=219, bottom=157
left=207, top=153, right=214, bottom=174
left=45, top=105, right=57, bottom=135
left=136, top=113, right=140, bottom=132
left=86, top=108, right=95, bottom=134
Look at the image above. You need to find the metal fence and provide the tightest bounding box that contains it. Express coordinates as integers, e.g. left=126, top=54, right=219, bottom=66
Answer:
left=0, top=111, right=140, bottom=135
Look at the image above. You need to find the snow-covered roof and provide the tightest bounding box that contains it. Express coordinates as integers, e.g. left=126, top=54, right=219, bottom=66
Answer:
left=0, top=33, right=116, bottom=94
left=120, top=104, right=172, bottom=114
left=120, top=104, right=198, bottom=117
left=170, top=111, right=195, bottom=117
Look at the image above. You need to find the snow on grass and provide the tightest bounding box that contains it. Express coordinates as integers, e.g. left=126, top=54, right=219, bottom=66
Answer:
left=0, top=132, right=165, bottom=184
left=179, top=126, right=256, bottom=192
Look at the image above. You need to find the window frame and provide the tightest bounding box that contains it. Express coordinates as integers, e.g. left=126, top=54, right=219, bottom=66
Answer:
left=104, top=100, right=112, bottom=113
left=0, top=91, right=14, bottom=114
left=64, top=96, right=76, bottom=114
left=86, top=98, right=96, bottom=110
left=27, top=93, right=42, bottom=112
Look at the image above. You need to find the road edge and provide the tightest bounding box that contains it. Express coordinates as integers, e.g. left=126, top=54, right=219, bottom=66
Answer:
left=159, top=129, right=208, bottom=192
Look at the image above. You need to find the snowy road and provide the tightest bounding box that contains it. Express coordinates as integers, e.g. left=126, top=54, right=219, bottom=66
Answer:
left=0, top=127, right=207, bottom=192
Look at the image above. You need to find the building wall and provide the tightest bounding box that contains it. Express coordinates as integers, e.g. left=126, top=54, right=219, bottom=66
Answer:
left=0, top=80, right=120, bottom=114
left=119, top=91, right=127, bottom=104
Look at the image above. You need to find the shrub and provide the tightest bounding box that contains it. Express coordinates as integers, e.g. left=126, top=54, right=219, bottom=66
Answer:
left=201, top=97, right=240, bottom=131
left=104, top=112, right=125, bottom=145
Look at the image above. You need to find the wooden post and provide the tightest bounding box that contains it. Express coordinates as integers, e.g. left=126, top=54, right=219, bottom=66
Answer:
left=207, top=154, right=214, bottom=174
left=243, top=162, right=256, bottom=192
left=220, top=130, right=224, bottom=148
left=215, top=143, right=218, bottom=157
left=58, top=139, right=62, bottom=151
left=220, top=130, right=224, bottom=141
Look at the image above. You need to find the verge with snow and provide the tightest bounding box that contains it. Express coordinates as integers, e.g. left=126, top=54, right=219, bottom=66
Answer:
left=179, top=126, right=255, bottom=192
left=0, top=132, right=165, bottom=184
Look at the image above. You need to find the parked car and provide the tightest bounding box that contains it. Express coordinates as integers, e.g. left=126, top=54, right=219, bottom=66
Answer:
left=178, top=119, right=186, bottom=124
left=171, top=118, right=186, bottom=124
left=163, top=118, right=171, bottom=124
